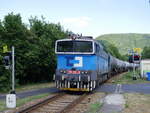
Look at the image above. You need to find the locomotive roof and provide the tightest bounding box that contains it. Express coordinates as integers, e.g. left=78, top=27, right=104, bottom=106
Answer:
left=57, top=36, right=97, bottom=42
left=56, top=36, right=104, bottom=49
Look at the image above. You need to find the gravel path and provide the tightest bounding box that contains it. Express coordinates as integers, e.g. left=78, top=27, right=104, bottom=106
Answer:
left=96, top=83, right=150, bottom=94
left=99, top=94, right=125, bottom=113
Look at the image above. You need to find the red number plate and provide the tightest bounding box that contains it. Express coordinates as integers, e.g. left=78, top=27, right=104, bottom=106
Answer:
left=67, top=70, right=80, bottom=74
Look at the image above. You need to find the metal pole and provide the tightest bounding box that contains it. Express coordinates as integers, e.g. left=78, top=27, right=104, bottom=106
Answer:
left=132, top=50, right=136, bottom=80
left=12, top=46, right=15, bottom=92
left=133, top=51, right=135, bottom=77
left=140, top=52, right=141, bottom=78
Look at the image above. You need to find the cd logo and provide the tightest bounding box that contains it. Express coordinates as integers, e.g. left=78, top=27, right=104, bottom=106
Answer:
left=66, top=56, right=83, bottom=67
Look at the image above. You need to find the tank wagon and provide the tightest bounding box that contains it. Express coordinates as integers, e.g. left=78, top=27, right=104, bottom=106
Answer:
left=54, top=35, right=133, bottom=91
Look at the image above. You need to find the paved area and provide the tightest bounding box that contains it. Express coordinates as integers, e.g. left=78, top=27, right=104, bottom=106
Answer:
left=99, top=94, right=125, bottom=113
left=96, top=83, right=150, bottom=94
left=122, top=83, right=150, bottom=94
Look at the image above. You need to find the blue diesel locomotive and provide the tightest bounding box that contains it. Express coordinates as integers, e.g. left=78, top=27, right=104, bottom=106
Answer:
left=55, top=35, right=132, bottom=91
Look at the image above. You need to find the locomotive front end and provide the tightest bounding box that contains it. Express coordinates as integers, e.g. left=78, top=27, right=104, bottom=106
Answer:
left=55, top=36, right=96, bottom=91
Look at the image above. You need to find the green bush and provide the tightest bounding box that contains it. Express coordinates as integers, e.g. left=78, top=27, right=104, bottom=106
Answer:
left=0, top=13, right=68, bottom=91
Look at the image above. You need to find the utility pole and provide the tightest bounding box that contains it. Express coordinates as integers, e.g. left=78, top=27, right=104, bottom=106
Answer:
left=2, top=45, right=15, bottom=91
left=132, top=49, right=137, bottom=80
left=132, top=39, right=137, bottom=80
left=6, top=46, right=16, bottom=108
left=11, top=46, right=15, bottom=93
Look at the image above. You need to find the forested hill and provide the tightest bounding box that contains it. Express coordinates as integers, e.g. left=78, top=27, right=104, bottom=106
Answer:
left=96, top=33, right=150, bottom=55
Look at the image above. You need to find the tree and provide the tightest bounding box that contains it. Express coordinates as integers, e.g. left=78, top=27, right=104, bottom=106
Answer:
left=28, top=17, right=67, bottom=83
left=142, top=46, right=150, bottom=59
left=98, top=40, right=127, bottom=60
left=0, top=13, right=68, bottom=91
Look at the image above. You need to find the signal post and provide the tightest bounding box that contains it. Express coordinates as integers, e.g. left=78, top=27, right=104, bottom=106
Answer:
left=132, top=48, right=141, bottom=80
left=3, top=45, right=16, bottom=108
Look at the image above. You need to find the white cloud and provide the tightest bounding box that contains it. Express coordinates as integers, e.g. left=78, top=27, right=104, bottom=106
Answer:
left=61, top=16, right=92, bottom=28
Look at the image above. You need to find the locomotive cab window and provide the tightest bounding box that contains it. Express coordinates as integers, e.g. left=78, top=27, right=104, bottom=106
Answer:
left=56, top=40, right=94, bottom=54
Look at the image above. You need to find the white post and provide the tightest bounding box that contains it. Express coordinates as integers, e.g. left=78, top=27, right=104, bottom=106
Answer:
left=12, top=46, right=15, bottom=91
left=6, top=46, right=16, bottom=108
left=132, top=50, right=136, bottom=80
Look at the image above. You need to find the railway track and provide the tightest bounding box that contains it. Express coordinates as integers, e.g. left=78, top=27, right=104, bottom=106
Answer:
left=14, top=73, right=125, bottom=113
left=16, top=92, right=88, bottom=113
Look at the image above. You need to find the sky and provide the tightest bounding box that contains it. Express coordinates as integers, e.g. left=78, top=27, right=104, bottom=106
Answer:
left=0, top=0, right=150, bottom=38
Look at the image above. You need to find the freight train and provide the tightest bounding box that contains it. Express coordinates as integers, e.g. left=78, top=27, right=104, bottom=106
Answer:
left=54, top=35, right=136, bottom=91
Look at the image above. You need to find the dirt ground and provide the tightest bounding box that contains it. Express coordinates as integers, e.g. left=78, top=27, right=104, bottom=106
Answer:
left=69, top=92, right=105, bottom=113
left=122, top=93, right=150, bottom=113
left=71, top=92, right=150, bottom=113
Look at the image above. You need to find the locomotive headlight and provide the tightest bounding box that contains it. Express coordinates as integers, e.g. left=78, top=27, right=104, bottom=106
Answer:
left=81, top=71, right=84, bottom=74
left=85, top=71, right=88, bottom=74
left=60, top=70, right=63, bottom=73
left=81, top=71, right=88, bottom=74
left=60, top=70, right=66, bottom=74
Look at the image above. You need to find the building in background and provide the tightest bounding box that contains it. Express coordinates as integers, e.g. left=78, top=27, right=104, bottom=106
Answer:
left=140, top=59, right=150, bottom=78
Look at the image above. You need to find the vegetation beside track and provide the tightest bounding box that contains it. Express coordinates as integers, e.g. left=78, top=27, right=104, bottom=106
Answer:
left=108, top=71, right=150, bottom=84
left=0, top=82, right=54, bottom=94
left=86, top=102, right=103, bottom=113
left=0, top=93, right=50, bottom=112
left=15, top=82, right=54, bottom=92
left=122, top=93, right=150, bottom=113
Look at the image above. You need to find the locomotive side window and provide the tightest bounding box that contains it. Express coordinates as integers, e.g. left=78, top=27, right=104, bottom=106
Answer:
left=95, top=43, right=100, bottom=54
left=57, top=41, right=93, bottom=53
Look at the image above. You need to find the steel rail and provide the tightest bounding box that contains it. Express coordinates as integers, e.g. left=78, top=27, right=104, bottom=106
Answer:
left=16, top=93, right=65, bottom=113
left=59, top=93, right=88, bottom=113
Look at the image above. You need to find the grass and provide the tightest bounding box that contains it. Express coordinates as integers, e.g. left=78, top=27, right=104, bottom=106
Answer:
left=86, top=102, right=103, bottom=113
left=122, top=93, right=150, bottom=113
left=0, top=82, right=54, bottom=94
left=0, top=93, right=50, bottom=112
left=125, top=103, right=129, bottom=108
left=0, top=100, right=5, bottom=111
left=109, top=70, right=150, bottom=84
left=16, top=82, right=54, bottom=92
